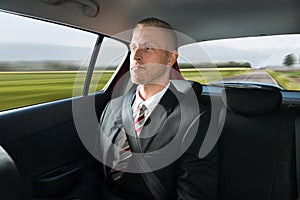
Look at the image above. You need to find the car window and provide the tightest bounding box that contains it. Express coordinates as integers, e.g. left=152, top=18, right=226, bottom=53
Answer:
left=178, top=34, right=300, bottom=91
left=0, top=11, right=98, bottom=111
left=88, top=37, right=128, bottom=94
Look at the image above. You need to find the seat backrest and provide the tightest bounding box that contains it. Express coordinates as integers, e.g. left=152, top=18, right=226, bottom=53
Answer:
left=170, top=79, right=202, bottom=95
left=0, top=145, right=23, bottom=200
left=218, top=87, right=297, bottom=200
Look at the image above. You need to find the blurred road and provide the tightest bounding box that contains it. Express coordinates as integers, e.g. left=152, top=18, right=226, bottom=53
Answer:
left=216, top=69, right=279, bottom=85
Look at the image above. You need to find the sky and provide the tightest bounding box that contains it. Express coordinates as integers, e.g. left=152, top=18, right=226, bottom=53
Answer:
left=0, top=11, right=97, bottom=47
left=179, top=35, right=300, bottom=68
left=1, top=11, right=300, bottom=68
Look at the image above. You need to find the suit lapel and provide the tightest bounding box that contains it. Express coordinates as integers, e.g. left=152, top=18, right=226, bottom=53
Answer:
left=139, top=84, right=180, bottom=152
left=120, top=83, right=181, bottom=153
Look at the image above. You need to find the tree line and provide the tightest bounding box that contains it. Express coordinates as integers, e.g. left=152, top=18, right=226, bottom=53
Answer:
left=179, top=61, right=251, bottom=68
left=283, top=53, right=300, bottom=66
left=0, top=61, right=117, bottom=71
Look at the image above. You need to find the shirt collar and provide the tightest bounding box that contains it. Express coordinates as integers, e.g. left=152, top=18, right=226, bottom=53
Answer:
left=132, top=82, right=170, bottom=116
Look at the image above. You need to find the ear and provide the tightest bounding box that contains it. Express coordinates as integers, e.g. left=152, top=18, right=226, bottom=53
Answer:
left=167, top=51, right=179, bottom=67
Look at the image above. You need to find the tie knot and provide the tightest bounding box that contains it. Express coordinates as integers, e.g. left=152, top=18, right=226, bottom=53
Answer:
left=134, top=104, right=147, bottom=136
left=139, top=104, right=147, bottom=112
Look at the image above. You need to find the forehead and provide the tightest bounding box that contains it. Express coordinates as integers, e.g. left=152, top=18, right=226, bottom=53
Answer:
left=131, top=27, right=170, bottom=46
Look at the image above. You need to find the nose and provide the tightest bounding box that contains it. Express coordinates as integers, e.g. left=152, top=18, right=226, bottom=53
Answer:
left=132, top=48, right=142, bottom=61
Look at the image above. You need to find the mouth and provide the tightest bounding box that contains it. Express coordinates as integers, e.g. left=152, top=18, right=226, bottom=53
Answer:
left=131, top=65, right=144, bottom=71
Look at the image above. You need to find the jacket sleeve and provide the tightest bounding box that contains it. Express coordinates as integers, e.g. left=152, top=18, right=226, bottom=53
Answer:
left=65, top=102, right=113, bottom=200
left=177, top=109, right=218, bottom=200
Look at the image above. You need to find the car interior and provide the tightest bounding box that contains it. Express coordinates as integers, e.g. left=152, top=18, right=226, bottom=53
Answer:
left=0, top=0, right=300, bottom=199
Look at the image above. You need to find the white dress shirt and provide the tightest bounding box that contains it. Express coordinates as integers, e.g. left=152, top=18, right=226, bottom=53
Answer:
left=132, top=82, right=170, bottom=123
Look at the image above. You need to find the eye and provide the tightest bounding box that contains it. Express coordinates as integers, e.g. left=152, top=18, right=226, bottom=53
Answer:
left=129, top=45, right=137, bottom=52
left=143, top=45, right=154, bottom=51
left=130, top=47, right=135, bottom=52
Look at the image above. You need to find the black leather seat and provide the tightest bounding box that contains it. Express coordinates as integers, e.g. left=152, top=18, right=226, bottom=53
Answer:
left=0, top=145, right=23, bottom=200
left=218, top=87, right=297, bottom=200
left=170, top=79, right=202, bottom=94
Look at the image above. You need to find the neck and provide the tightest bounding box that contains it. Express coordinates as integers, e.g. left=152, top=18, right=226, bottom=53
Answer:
left=138, top=81, right=169, bottom=100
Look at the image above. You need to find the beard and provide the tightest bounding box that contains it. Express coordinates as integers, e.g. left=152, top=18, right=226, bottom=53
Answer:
left=130, top=64, right=168, bottom=85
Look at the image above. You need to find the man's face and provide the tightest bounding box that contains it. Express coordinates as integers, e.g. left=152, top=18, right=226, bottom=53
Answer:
left=129, top=26, right=174, bottom=85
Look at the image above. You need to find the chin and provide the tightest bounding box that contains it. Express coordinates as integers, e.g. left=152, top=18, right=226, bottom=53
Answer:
left=131, top=78, right=145, bottom=85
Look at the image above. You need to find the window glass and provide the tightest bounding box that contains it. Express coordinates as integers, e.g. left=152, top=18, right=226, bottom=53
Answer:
left=88, top=37, right=128, bottom=94
left=178, top=34, right=300, bottom=91
left=0, top=11, right=98, bottom=111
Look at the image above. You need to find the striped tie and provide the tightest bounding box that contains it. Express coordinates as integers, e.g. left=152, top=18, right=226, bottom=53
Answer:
left=111, top=129, right=131, bottom=181
left=134, top=104, right=147, bottom=136
left=110, top=105, right=147, bottom=180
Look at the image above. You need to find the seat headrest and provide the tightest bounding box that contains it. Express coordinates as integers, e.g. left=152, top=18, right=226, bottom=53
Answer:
left=171, top=80, right=202, bottom=94
left=221, top=88, right=282, bottom=116
left=170, top=61, right=185, bottom=80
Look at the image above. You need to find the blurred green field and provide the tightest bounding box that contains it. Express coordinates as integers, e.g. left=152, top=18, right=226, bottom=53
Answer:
left=267, top=68, right=300, bottom=91
left=0, top=68, right=251, bottom=111
left=181, top=68, right=252, bottom=84
left=0, top=71, right=113, bottom=111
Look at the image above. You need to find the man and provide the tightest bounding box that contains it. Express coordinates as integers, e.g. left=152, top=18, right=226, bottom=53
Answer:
left=68, top=17, right=217, bottom=200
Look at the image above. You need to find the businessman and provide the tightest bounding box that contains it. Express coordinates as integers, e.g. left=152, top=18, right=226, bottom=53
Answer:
left=68, top=17, right=217, bottom=200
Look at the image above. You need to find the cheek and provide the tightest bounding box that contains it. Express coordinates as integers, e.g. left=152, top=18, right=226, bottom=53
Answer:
left=129, top=54, right=135, bottom=62
left=158, top=51, right=170, bottom=64
left=159, top=56, right=169, bottom=66
left=149, top=53, right=169, bottom=65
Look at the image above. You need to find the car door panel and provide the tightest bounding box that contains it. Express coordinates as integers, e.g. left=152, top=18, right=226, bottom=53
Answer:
left=0, top=92, right=110, bottom=197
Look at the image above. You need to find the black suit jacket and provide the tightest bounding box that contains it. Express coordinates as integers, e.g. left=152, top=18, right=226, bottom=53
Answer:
left=68, top=83, right=218, bottom=200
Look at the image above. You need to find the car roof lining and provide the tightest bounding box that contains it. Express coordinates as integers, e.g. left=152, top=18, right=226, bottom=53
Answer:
left=0, top=0, right=299, bottom=45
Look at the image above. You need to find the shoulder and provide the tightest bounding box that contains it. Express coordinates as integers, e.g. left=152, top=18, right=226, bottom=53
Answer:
left=100, top=91, right=134, bottom=124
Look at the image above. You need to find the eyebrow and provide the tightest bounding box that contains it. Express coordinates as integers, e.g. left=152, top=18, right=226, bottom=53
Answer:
left=129, top=42, right=158, bottom=47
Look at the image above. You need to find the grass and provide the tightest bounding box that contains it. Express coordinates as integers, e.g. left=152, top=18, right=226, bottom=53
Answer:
left=0, top=68, right=254, bottom=111
left=0, top=71, right=114, bottom=111
left=181, top=68, right=253, bottom=84
left=266, top=68, right=300, bottom=91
